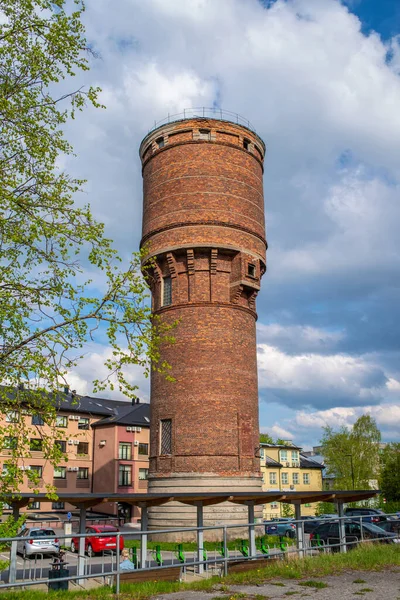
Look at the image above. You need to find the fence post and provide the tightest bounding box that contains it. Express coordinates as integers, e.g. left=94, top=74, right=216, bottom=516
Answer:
left=247, top=501, right=256, bottom=558
left=78, top=504, right=87, bottom=585
left=196, top=501, right=204, bottom=574
left=140, top=505, right=148, bottom=569
left=337, top=501, right=347, bottom=553
left=223, top=526, right=228, bottom=576
left=116, top=533, right=121, bottom=594
left=294, top=502, right=304, bottom=558
left=9, top=540, right=17, bottom=584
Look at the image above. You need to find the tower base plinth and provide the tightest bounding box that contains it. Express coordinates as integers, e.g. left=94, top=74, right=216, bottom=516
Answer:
left=147, top=473, right=264, bottom=542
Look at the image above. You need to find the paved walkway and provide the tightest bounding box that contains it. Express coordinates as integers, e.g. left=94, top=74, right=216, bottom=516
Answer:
left=152, top=569, right=400, bottom=599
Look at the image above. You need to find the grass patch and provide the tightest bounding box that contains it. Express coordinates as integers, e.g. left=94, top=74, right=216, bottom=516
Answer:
left=284, top=592, right=298, bottom=596
left=353, top=579, right=367, bottom=584
left=359, top=589, right=373, bottom=593
left=298, top=580, right=328, bottom=589
left=0, top=543, right=397, bottom=600
left=270, top=581, right=286, bottom=586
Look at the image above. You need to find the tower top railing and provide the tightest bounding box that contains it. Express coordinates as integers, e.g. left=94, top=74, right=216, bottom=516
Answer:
left=148, top=107, right=257, bottom=134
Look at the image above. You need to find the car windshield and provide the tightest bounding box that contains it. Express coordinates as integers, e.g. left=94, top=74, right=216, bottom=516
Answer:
left=363, top=522, right=392, bottom=534
left=31, top=529, right=56, bottom=537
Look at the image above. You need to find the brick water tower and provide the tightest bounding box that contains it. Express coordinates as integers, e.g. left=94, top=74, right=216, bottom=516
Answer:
left=139, top=110, right=267, bottom=538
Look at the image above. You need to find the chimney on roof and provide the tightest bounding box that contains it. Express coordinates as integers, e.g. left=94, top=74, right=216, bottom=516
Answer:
left=64, top=385, right=69, bottom=395
left=136, top=398, right=140, bottom=404
left=132, top=397, right=140, bottom=405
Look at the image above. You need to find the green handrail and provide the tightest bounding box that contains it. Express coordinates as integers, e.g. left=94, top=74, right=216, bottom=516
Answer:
left=257, top=537, right=269, bottom=555
left=279, top=536, right=287, bottom=553
left=217, top=541, right=227, bottom=557
left=131, top=546, right=139, bottom=568
left=175, top=543, right=185, bottom=563
left=239, top=539, right=249, bottom=557
left=152, top=544, right=163, bottom=566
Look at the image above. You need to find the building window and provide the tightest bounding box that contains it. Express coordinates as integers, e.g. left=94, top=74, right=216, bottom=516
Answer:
left=248, top=263, right=256, bottom=277
left=78, top=418, right=89, bottom=430
left=30, top=439, right=43, bottom=452
left=32, top=414, right=44, bottom=426
left=52, top=501, right=64, bottom=510
left=77, top=467, right=89, bottom=480
left=279, top=450, right=288, bottom=462
left=55, top=440, right=66, bottom=453
left=269, top=472, right=277, bottom=485
left=77, top=442, right=89, bottom=455
left=160, top=419, right=172, bottom=455
left=28, top=501, right=40, bottom=510
left=243, top=138, right=250, bottom=150
left=303, top=473, right=310, bottom=485
left=4, top=437, right=17, bottom=450
left=156, top=137, right=164, bottom=149
left=199, top=128, right=211, bottom=140
left=56, top=415, right=68, bottom=428
left=270, top=502, right=278, bottom=509
left=139, top=468, right=149, bottom=480
left=292, top=472, right=299, bottom=485
left=6, top=410, right=19, bottom=423
left=118, top=464, right=132, bottom=487
left=281, top=472, right=289, bottom=485
left=54, top=466, right=66, bottom=479
left=119, top=443, right=132, bottom=460
left=138, top=443, right=149, bottom=455
left=260, top=448, right=265, bottom=459
left=162, top=276, right=172, bottom=307
left=291, top=450, right=299, bottom=462
left=29, top=465, right=43, bottom=478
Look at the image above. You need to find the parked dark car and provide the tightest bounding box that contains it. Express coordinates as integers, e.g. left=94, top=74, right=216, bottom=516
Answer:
left=376, top=520, right=400, bottom=536
left=264, top=518, right=296, bottom=538
left=310, top=520, right=398, bottom=550
left=295, top=516, right=321, bottom=534
left=344, top=508, right=389, bottom=523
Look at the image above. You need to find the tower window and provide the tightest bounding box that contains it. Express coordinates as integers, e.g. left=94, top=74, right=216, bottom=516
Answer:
left=162, top=276, right=172, bottom=306
left=160, top=419, right=172, bottom=455
left=199, top=128, right=211, bottom=140
left=248, top=263, right=256, bottom=277
left=156, top=137, right=165, bottom=149
left=243, top=138, right=250, bottom=150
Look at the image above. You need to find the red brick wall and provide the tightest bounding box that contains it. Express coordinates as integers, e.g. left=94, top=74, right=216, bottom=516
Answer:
left=140, top=118, right=267, bottom=479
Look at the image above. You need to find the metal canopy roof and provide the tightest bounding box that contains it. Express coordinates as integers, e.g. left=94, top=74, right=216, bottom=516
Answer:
left=9, top=490, right=378, bottom=509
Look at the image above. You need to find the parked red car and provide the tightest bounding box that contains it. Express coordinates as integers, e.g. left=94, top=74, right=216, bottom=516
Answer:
left=71, top=525, right=124, bottom=557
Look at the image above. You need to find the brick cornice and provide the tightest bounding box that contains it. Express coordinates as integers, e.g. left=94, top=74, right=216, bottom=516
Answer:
left=153, top=300, right=258, bottom=320
left=141, top=139, right=265, bottom=172
left=140, top=220, right=268, bottom=250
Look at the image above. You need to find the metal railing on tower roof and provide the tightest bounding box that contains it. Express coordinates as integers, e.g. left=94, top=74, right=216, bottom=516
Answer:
left=148, top=107, right=257, bottom=134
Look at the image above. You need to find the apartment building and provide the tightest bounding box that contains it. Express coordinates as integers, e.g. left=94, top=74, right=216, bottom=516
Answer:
left=0, top=392, right=150, bottom=521
left=260, top=442, right=323, bottom=519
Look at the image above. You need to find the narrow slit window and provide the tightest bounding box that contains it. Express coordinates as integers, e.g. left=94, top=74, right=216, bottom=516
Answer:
left=156, top=137, right=165, bottom=149
left=162, top=276, right=172, bottom=306
left=248, top=263, right=256, bottom=277
left=160, top=419, right=172, bottom=455
left=243, top=138, right=250, bottom=150
left=199, top=128, right=211, bottom=140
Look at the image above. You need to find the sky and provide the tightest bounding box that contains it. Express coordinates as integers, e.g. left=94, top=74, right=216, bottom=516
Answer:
left=63, top=0, right=400, bottom=450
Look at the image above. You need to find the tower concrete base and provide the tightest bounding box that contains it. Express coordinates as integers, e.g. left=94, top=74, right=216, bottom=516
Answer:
left=147, top=473, right=264, bottom=541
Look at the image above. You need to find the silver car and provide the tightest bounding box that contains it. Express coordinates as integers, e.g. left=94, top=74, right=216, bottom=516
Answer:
left=17, top=528, right=60, bottom=559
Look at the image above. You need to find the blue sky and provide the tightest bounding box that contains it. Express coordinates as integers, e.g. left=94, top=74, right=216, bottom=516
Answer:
left=63, top=0, right=400, bottom=449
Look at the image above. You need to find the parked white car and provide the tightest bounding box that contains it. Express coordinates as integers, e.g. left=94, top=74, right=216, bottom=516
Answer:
left=17, top=528, right=60, bottom=559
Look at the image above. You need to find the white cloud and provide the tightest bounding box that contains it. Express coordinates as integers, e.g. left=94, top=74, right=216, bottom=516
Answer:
left=257, top=323, right=344, bottom=353
left=257, top=344, right=387, bottom=408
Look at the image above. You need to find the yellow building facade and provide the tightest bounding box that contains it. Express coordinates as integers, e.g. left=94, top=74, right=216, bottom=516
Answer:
left=259, top=443, right=323, bottom=519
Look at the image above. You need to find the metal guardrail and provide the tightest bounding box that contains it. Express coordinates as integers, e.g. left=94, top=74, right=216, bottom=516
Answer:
left=148, top=107, right=257, bottom=134
left=0, top=513, right=397, bottom=592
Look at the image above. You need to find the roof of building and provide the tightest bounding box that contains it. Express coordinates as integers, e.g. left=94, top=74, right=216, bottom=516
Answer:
left=91, top=402, right=150, bottom=428
left=265, top=455, right=283, bottom=467
left=260, top=442, right=302, bottom=450
left=299, top=454, right=324, bottom=470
